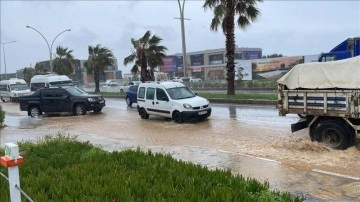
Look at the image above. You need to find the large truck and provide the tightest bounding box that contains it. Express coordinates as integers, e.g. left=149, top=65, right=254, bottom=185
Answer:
left=277, top=56, right=360, bottom=150
left=318, top=37, right=360, bottom=62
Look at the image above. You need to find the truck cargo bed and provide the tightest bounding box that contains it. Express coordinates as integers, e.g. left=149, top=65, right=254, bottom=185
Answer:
left=278, top=88, right=360, bottom=118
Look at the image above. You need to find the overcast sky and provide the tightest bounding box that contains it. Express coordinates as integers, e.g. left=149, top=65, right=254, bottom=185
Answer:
left=1, top=0, right=359, bottom=75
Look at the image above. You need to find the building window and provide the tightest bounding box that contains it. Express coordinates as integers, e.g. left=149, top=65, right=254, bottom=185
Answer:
left=209, top=54, right=224, bottom=65
left=235, top=53, right=243, bottom=60
left=190, top=54, right=204, bottom=66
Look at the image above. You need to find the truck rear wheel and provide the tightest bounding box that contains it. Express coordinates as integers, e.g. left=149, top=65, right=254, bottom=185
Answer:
left=313, top=120, right=354, bottom=150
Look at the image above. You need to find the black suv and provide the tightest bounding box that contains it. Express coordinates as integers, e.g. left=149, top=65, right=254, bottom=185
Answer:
left=19, top=86, right=105, bottom=117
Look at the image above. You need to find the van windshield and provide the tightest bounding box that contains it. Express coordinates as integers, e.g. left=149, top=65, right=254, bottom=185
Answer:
left=166, top=87, right=195, bottom=100
left=10, top=84, right=29, bottom=91
left=49, top=80, right=73, bottom=87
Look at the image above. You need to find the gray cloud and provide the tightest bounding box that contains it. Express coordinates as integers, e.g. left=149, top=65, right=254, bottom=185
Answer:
left=0, top=0, right=359, bottom=74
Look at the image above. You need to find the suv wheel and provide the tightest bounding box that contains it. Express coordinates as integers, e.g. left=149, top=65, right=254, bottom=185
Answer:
left=74, top=104, right=86, bottom=116
left=29, top=106, right=41, bottom=117
left=126, top=97, right=132, bottom=106
left=172, top=111, right=183, bottom=123
left=139, top=108, right=149, bottom=119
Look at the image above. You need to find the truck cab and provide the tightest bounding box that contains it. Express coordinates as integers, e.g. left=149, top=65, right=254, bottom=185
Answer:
left=319, top=37, right=360, bottom=62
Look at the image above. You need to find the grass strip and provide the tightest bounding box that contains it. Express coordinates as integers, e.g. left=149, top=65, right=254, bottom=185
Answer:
left=0, top=135, right=304, bottom=201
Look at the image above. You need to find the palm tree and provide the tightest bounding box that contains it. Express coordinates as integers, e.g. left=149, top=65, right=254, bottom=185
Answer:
left=53, top=46, right=75, bottom=75
left=203, top=0, right=262, bottom=95
left=85, top=44, right=115, bottom=92
left=124, top=30, right=167, bottom=82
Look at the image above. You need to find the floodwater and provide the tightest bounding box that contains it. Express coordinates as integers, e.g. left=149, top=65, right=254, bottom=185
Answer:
left=1, top=99, right=360, bottom=201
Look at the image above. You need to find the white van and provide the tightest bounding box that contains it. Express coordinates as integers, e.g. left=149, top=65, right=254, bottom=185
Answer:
left=30, top=74, right=73, bottom=91
left=0, top=78, right=31, bottom=102
left=137, top=81, right=211, bottom=123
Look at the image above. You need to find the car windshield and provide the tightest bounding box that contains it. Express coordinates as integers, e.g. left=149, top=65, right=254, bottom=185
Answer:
left=9, top=84, right=29, bottom=91
left=166, top=86, right=195, bottom=100
left=65, top=87, right=89, bottom=96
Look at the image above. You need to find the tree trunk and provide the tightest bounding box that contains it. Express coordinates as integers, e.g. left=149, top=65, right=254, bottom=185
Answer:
left=94, top=70, right=100, bottom=92
left=225, top=0, right=235, bottom=95
left=140, top=52, right=148, bottom=82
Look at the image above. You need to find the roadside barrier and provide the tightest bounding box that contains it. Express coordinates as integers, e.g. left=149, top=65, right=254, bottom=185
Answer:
left=0, top=142, right=34, bottom=202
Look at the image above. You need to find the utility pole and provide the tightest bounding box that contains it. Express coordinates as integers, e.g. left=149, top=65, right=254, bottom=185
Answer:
left=1, top=41, right=17, bottom=80
left=175, top=0, right=190, bottom=77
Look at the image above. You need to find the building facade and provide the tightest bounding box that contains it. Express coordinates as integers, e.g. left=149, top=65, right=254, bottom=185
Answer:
left=160, top=47, right=262, bottom=81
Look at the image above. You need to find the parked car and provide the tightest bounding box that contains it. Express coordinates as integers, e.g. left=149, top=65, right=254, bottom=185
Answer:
left=189, top=77, right=202, bottom=83
left=125, top=84, right=138, bottom=106
left=19, top=86, right=105, bottom=117
left=137, top=81, right=211, bottom=123
left=103, top=81, right=119, bottom=88
left=120, top=81, right=141, bottom=93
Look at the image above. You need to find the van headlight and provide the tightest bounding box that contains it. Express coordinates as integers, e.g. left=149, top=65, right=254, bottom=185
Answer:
left=88, top=98, right=95, bottom=102
left=183, top=103, right=192, bottom=109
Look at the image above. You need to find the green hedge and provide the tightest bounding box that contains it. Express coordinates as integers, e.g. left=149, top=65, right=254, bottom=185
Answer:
left=0, top=105, right=5, bottom=128
left=0, top=135, right=304, bottom=201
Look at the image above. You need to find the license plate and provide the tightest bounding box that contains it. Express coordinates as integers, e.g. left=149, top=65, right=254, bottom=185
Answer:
left=198, top=111, right=207, bottom=115
left=100, top=100, right=105, bottom=104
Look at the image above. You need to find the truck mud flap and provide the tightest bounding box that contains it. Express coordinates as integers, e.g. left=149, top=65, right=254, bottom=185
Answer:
left=291, top=120, right=309, bottom=133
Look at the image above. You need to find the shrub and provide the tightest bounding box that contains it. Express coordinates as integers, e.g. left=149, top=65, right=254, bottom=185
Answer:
left=0, top=135, right=304, bottom=201
left=0, top=105, right=5, bottom=127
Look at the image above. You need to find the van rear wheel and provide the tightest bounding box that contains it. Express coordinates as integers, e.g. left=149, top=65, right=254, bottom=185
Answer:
left=139, top=108, right=149, bottom=119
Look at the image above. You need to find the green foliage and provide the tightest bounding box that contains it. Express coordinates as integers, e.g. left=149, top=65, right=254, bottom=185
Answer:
left=0, top=105, right=5, bottom=127
left=53, top=46, right=75, bottom=75
left=203, top=0, right=263, bottom=95
left=0, top=135, right=304, bottom=201
left=123, top=30, right=168, bottom=82
left=85, top=44, right=115, bottom=92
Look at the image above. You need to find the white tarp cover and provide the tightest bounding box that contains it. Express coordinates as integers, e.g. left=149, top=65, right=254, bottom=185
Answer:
left=277, top=56, right=360, bottom=89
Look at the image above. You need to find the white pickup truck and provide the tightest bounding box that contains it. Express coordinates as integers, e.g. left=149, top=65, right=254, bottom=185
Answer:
left=277, top=56, right=360, bottom=150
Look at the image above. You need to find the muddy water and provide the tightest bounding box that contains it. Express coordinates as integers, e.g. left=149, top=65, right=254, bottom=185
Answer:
left=1, top=100, right=360, bottom=201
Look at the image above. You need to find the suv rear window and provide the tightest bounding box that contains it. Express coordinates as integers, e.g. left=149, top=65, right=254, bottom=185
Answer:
left=138, top=87, right=145, bottom=99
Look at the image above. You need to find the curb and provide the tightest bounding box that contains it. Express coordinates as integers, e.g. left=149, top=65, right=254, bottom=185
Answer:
left=208, top=98, right=276, bottom=105
left=110, top=95, right=276, bottom=106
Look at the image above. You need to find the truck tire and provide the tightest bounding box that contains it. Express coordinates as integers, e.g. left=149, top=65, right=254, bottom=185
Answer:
left=139, top=108, right=149, bottom=119
left=313, top=120, right=354, bottom=150
left=172, top=111, right=183, bottom=123
left=29, top=106, right=41, bottom=117
left=74, top=104, right=86, bottom=116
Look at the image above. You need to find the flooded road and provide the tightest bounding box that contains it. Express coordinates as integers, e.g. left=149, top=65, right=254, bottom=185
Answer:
left=1, top=99, right=360, bottom=201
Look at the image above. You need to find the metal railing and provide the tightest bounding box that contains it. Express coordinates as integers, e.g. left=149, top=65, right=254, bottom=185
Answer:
left=1, top=171, right=35, bottom=202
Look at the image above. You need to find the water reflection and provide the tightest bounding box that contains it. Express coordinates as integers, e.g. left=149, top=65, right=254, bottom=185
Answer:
left=228, top=105, right=237, bottom=119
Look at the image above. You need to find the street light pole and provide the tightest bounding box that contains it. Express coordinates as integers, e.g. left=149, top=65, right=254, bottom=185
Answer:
left=176, top=0, right=190, bottom=77
left=1, top=41, right=17, bottom=80
left=26, top=26, right=71, bottom=74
